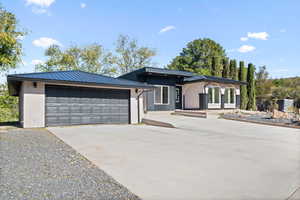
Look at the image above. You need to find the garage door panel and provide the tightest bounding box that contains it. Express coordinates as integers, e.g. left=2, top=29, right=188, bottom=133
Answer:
left=45, top=85, right=130, bottom=126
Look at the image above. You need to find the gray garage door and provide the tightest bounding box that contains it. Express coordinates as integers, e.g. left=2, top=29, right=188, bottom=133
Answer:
left=45, top=85, right=130, bottom=126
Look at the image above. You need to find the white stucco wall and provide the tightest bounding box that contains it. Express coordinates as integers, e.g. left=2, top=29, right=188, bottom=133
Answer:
left=130, top=89, right=144, bottom=124
left=22, top=81, right=45, bottom=128
left=20, top=81, right=144, bottom=127
left=182, top=82, right=205, bottom=109
left=183, top=82, right=240, bottom=110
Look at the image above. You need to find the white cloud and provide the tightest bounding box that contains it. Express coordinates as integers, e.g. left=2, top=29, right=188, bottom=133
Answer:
left=80, top=3, right=86, bottom=8
left=247, top=32, right=269, bottom=40
left=159, top=25, right=176, bottom=34
left=238, top=45, right=256, bottom=53
left=26, top=0, right=55, bottom=7
left=31, top=59, right=44, bottom=65
left=32, top=37, right=62, bottom=48
left=240, top=37, right=248, bottom=42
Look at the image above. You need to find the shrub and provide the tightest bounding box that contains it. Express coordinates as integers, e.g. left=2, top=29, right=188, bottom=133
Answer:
left=0, top=84, right=18, bottom=122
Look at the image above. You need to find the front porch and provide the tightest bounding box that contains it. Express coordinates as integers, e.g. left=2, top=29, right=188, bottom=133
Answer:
left=182, top=81, right=241, bottom=110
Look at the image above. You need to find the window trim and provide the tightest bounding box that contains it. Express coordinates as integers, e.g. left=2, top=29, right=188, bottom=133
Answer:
left=207, top=86, right=221, bottom=105
left=224, top=87, right=236, bottom=105
left=154, top=85, right=170, bottom=105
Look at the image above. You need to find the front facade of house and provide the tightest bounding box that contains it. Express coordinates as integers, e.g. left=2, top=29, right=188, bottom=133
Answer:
left=7, top=67, right=246, bottom=128
left=119, top=67, right=246, bottom=112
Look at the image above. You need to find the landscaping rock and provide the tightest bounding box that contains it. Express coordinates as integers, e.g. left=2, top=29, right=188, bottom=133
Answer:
left=0, top=129, right=141, bottom=200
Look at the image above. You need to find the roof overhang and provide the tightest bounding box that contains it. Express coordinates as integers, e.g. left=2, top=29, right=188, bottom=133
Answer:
left=185, top=80, right=247, bottom=85
left=184, top=77, right=247, bottom=85
left=7, top=76, right=154, bottom=96
left=143, top=68, right=194, bottom=77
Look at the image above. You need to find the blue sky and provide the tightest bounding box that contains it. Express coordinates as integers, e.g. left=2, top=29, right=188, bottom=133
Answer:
left=1, top=0, right=300, bottom=82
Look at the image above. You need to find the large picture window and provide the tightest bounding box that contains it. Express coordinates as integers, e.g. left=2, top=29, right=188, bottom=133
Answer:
left=154, top=85, right=169, bottom=104
left=224, top=88, right=235, bottom=104
left=207, top=87, right=220, bottom=104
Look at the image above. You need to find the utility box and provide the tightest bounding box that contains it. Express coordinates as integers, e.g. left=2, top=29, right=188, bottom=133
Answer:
left=277, top=99, right=294, bottom=112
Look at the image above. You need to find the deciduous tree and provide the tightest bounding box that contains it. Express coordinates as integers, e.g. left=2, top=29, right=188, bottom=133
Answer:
left=0, top=6, right=26, bottom=73
left=35, top=44, right=116, bottom=76
left=255, top=66, right=272, bottom=100
left=168, top=38, right=226, bottom=75
left=114, top=35, right=156, bottom=74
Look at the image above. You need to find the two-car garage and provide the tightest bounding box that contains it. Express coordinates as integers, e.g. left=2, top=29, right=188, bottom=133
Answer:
left=7, top=70, right=151, bottom=128
left=45, top=85, right=130, bottom=126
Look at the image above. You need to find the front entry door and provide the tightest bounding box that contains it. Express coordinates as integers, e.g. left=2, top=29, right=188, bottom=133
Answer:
left=175, top=86, right=182, bottom=109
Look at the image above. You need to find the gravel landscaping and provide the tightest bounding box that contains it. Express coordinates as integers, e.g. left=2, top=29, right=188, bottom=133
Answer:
left=0, top=129, right=141, bottom=200
left=222, top=112, right=300, bottom=128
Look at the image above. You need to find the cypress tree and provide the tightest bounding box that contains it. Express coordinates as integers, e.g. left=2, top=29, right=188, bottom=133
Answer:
left=222, top=58, right=230, bottom=78
left=239, top=61, right=248, bottom=109
left=247, top=63, right=256, bottom=110
left=211, top=57, right=222, bottom=77
left=229, top=59, right=237, bottom=80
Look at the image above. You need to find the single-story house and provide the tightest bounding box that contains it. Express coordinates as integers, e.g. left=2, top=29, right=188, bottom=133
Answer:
left=7, top=67, right=246, bottom=128
left=119, top=67, right=247, bottom=111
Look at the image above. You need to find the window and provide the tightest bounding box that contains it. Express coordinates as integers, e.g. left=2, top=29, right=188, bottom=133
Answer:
left=208, top=88, right=213, bottom=103
left=224, top=88, right=235, bottom=104
left=224, top=89, right=229, bottom=103
left=230, top=88, right=235, bottom=104
left=154, top=85, right=169, bottom=104
left=176, top=88, right=180, bottom=103
left=208, top=87, right=220, bottom=104
left=214, top=87, right=220, bottom=103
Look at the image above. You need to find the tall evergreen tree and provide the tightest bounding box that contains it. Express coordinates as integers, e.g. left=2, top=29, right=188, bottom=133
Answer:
left=247, top=63, right=256, bottom=110
left=239, top=61, right=248, bottom=109
left=222, top=58, right=230, bottom=78
left=211, top=57, right=222, bottom=77
left=229, top=59, right=237, bottom=80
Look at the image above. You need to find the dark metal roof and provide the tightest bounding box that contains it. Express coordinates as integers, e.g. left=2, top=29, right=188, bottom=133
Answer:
left=118, top=67, right=247, bottom=85
left=7, top=70, right=153, bottom=89
left=143, top=67, right=195, bottom=77
left=184, top=75, right=247, bottom=85
left=119, top=67, right=195, bottom=78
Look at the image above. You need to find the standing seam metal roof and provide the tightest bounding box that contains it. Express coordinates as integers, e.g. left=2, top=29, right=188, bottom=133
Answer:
left=7, top=70, right=153, bottom=88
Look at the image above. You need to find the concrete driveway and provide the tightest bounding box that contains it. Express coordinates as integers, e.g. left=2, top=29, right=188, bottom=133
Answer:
left=48, top=114, right=300, bottom=200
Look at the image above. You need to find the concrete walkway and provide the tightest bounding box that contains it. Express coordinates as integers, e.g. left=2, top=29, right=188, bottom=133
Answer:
left=48, top=114, right=300, bottom=200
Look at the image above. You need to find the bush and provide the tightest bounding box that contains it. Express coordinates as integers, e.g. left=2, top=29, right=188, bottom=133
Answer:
left=0, top=84, right=18, bottom=122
